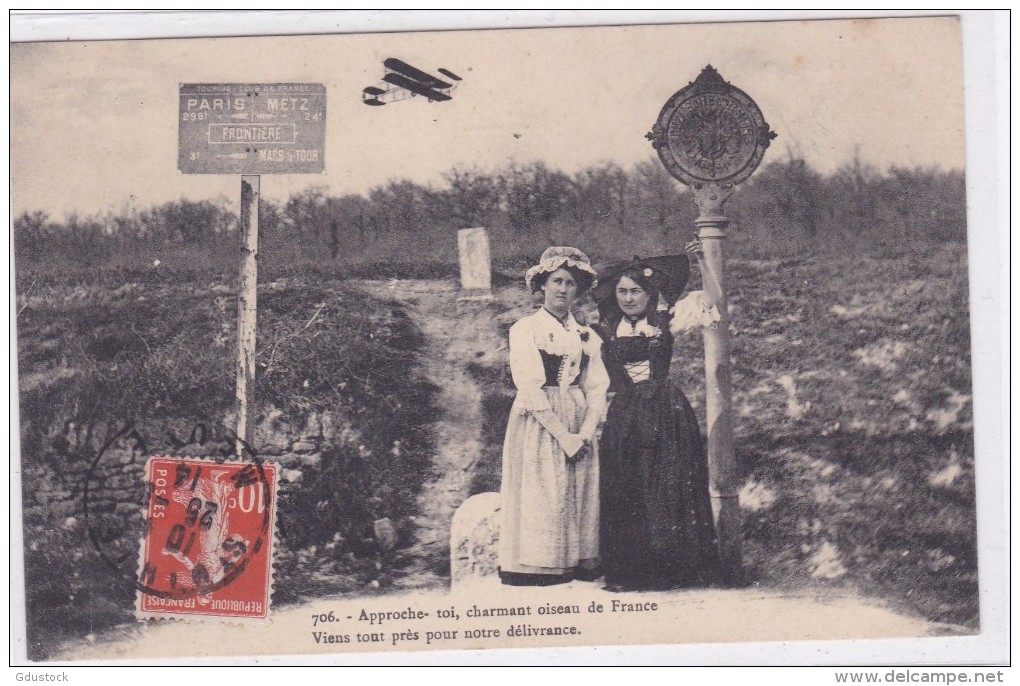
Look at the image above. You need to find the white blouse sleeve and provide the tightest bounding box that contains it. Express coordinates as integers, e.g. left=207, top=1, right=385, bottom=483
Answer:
left=669, top=290, right=721, bottom=334
left=579, top=329, right=610, bottom=438
left=508, top=319, right=553, bottom=414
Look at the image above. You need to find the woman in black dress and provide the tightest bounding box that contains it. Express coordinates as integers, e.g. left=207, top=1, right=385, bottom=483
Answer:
left=592, top=240, right=723, bottom=592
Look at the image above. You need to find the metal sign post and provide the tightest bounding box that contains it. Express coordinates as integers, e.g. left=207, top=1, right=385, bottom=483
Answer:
left=178, top=83, right=326, bottom=455
left=693, top=181, right=739, bottom=582
left=647, top=66, right=775, bottom=584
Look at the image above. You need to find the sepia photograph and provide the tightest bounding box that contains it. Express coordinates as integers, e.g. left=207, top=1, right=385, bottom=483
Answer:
left=9, top=10, right=1007, bottom=667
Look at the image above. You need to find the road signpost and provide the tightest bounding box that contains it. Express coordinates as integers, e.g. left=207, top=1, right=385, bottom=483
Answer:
left=178, top=83, right=326, bottom=452
left=647, top=66, right=775, bottom=584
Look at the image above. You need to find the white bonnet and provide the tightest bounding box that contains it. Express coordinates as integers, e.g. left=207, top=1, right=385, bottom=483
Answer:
left=524, top=246, right=597, bottom=291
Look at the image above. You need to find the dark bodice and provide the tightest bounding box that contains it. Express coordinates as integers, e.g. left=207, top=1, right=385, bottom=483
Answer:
left=538, top=349, right=590, bottom=387
left=595, top=310, right=675, bottom=391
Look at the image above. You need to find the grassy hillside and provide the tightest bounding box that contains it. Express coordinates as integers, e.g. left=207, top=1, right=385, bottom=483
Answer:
left=16, top=276, right=438, bottom=660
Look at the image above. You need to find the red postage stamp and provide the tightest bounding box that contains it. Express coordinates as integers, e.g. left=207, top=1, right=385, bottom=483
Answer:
left=136, top=456, right=278, bottom=620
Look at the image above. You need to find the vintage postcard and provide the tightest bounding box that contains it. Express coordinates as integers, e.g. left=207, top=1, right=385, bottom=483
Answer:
left=10, top=11, right=1007, bottom=666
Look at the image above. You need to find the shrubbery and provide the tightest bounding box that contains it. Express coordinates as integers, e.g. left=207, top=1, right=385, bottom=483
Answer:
left=17, top=279, right=437, bottom=659
left=13, top=157, right=966, bottom=285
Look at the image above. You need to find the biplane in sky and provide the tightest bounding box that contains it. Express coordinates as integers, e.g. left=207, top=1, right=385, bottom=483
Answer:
left=362, top=58, right=462, bottom=106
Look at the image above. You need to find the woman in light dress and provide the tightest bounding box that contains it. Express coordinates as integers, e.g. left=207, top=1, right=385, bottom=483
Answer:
left=498, top=246, right=610, bottom=586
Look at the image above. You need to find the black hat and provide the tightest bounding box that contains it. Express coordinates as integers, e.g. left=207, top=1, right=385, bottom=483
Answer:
left=592, top=255, right=690, bottom=309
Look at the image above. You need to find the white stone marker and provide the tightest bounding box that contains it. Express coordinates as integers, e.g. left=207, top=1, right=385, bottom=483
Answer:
left=457, top=227, right=493, bottom=299
left=449, top=492, right=501, bottom=589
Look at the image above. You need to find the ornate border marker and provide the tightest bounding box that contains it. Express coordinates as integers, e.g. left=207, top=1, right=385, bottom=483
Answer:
left=647, top=65, right=775, bottom=584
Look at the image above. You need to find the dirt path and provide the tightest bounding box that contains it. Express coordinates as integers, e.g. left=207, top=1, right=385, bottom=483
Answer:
left=357, top=279, right=504, bottom=589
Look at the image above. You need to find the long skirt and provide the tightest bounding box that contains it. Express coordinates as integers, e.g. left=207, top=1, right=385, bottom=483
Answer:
left=600, top=379, right=721, bottom=588
left=498, top=386, right=599, bottom=575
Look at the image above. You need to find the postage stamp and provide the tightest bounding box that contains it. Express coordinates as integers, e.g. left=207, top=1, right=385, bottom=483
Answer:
left=136, top=457, right=278, bottom=620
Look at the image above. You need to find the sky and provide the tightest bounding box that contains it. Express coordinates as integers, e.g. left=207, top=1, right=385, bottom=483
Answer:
left=11, top=13, right=970, bottom=220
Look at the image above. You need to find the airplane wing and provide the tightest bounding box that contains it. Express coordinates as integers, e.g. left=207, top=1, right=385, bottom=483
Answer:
left=383, top=58, right=452, bottom=90
left=382, top=73, right=452, bottom=101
